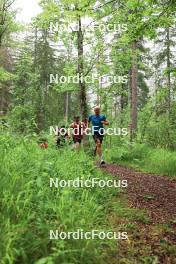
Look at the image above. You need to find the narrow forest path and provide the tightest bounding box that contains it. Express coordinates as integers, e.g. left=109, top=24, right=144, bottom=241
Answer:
left=101, top=164, right=176, bottom=223
left=101, top=164, right=176, bottom=263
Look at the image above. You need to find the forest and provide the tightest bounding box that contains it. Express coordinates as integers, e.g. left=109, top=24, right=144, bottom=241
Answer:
left=0, top=0, right=176, bottom=263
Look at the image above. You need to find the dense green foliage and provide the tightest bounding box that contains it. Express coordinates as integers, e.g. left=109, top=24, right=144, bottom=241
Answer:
left=0, top=133, right=124, bottom=264
left=0, top=0, right=176, bottom=148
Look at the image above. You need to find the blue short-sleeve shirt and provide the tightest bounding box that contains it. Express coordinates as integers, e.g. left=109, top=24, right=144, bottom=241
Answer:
left=88, top=114, right=106, bottom=134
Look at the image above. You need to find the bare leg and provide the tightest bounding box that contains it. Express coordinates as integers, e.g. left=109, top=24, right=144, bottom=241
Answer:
left=95, top=139, right=105, bottom=165
left=96, top=139, right=102, bottom=158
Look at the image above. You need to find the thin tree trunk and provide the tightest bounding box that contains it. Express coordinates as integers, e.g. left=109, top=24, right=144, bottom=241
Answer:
left=120, top=83, right=125, bottom=125
left=77, top=17, right=87, bottom=119
left=65, top=92, right=69, bottom=123
left=166, top=27, right=171, bottom=118
left=130, top=41, right=138, bottom=142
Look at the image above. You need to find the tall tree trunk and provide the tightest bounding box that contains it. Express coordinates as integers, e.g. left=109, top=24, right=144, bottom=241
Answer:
left=120, top=83, right=125, bottom=125
left=130, top=41, right=138, bottom=142
left=65, top=92, right=69, bottom=123
left=166, top=27, right=171, bottom=118
left=77, top=17, right=87, bottom=119
left=64, top=40, right=72, bottom=124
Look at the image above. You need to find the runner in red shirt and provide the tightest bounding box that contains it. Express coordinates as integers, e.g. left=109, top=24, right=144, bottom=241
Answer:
left=70, top=116, right=86, bottom=151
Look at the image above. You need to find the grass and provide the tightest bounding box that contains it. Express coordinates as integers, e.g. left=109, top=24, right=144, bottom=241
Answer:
left=1, top=133, right=175, bottom=263
left=0, top=133, right=132, bottom=264
left=106, top=142, right=176, bottom=177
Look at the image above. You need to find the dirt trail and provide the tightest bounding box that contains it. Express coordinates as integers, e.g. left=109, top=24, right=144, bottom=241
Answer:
left=102, top=164, right=176, bottom=223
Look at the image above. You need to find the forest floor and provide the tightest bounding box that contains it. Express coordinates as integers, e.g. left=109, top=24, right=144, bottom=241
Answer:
left=101, top=164, right=176, bottom=264
left=102, top=164, right=176, bottom=222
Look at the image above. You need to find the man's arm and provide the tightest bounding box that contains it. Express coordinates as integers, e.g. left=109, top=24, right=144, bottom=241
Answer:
left=101, top=120, right=109, bottom=125
left=101, top=115, right=109, bottom=125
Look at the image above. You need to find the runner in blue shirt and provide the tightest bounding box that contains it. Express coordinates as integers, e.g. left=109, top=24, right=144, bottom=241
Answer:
left=88, top=106, right=109, bottom=165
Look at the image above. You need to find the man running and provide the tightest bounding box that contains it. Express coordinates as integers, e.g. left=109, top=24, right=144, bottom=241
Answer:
left=88, top=106, right=109, bottom=165
left=70, top=116, right=86, bottom=151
